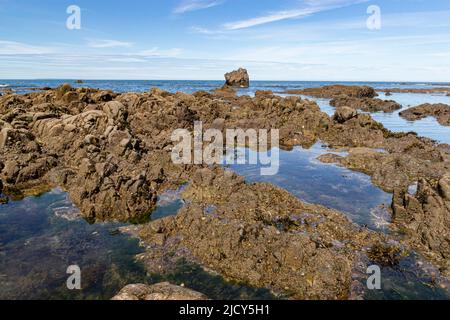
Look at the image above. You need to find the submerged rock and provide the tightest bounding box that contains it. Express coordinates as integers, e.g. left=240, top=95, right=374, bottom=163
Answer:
left=112, top=283, right=208, bottom=300
left=224, top=68, right=250, bottom=88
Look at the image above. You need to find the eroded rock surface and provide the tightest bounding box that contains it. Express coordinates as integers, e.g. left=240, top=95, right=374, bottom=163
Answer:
left=392, top=175, right=450, bottom=277
left=112, top=282, right=208, bottom=300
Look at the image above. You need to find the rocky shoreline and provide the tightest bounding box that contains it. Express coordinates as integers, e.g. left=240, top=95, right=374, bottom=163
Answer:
left=0, top=78, right=449, bottom=299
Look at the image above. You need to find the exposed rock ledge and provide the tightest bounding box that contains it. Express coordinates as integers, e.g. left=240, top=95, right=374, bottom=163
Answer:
left=400, top=103, right=450, bottom=126
left=112, top=282, right=208, bottom=300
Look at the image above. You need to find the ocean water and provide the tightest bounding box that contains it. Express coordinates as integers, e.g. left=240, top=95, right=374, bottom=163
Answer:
left=228, top=144, right=392, bottom=232
left=0, top=189, right=274, bottom=300
left=304, top=92, right=450, bottom=145
left=227, top=145, right=449, bottom=300
left=1, top=79, right=449, bottom=95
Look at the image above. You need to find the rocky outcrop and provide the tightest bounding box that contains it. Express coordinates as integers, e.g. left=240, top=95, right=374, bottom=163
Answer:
left=112, top=283, right=208, bottom=300
left=1, top=84, right=450, bottom=295
left=286, top=85, right=377, bottom=99
left=400, top=103, right=450, bottom=126
left=224, top=68, right=250, bottom=88
left=135, top=167, right=384, bottom=300
left=330, top=97, right=402, bottom=113
left=379, top=88, right=450, bottom=95
left=392, top=175, right=450, bottom=277
left=333, top=106, right=358, bottom=123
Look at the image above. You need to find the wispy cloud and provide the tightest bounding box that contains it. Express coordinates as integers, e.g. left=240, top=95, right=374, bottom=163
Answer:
left=0, top=40, right=55, bottom=55
left=139, top=47, right=183, bottom=58
left=173, top=0, right=224, bottom=14
left=223, top=0, right=369, bottom=30
left=87, top=39, right=134, bottom=48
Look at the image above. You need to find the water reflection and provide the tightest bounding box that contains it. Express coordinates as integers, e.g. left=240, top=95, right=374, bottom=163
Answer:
left=227, top=143, right=392, bottom=231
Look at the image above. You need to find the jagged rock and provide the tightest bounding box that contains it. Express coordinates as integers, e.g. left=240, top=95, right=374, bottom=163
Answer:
left=392, top=177, right=450, bottom=277
left=112, top=283, right=208, bottom=300
left=333, top=106, right=358, bottom=123
left=224, top=68, right=250, bottom=88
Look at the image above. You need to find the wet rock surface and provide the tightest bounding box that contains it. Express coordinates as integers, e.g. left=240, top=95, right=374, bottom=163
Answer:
left=135, top=167, right=385, bottom=299
left=112, top=282, right=208, bottom=300
left=400, top=103, right=450, bottom=126
left=1, top=84, right=449, bottom=299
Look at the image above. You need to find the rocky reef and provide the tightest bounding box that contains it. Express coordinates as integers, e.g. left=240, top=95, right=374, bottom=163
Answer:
left=287, top=84, right=402, bottom=113
left=1, top=83, right=449, bottom=299
left=379, top=88, right=450, bottom=95
left=286, top=85, right=377, bottom=99
left=400, top=103, right=450, bottom=126
left=330, top=96, right=402, bottom=113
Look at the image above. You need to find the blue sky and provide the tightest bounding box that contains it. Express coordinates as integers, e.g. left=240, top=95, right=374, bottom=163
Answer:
left=1, top=0, right=450, bottom=81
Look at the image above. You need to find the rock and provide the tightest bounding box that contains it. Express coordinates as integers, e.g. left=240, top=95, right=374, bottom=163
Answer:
left=255, top=90, right=273, bottom=97
left=76, top=80, right=83, bottom=84
left=286, top=85, right=377, bottom=99
left=392, top=177, right=450, bottom=277
left=439, top=173, right=450, bottom=200
left=333, top=106, right=358, bottom=123
left=330, top=97, right=402, bottom=113
left=1, top=84, right=450, bottom=290
left=112, top=283, right=208, bottom=300
left=56, top=83, right=73, bottom=100
left=224, top=68, right=250, bottom=88
left=400, top=103, right=450, bottom=126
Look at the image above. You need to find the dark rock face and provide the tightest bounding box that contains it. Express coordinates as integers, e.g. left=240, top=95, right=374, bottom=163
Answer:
left=400, top=103, right=450, bottom=126
left=112, top=283, right=208, bottom=300
left=224, top=68, right=250, bottom=88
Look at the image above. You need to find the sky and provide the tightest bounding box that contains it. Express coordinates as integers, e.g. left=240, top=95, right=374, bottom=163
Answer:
left=1, top=0, right=450, bottom=81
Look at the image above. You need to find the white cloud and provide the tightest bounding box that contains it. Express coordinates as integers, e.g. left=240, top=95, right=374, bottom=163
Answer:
left=223, top=0, right=369, bottom=30
left=0, top=40, right=55, bottom=55
left=223, top=8, right=318, bottom=30
left=174, top=0, right=224, bottom=14
left=139, top=47, right=183, bottom=58
left=87, top=39, right=134, bottom=48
